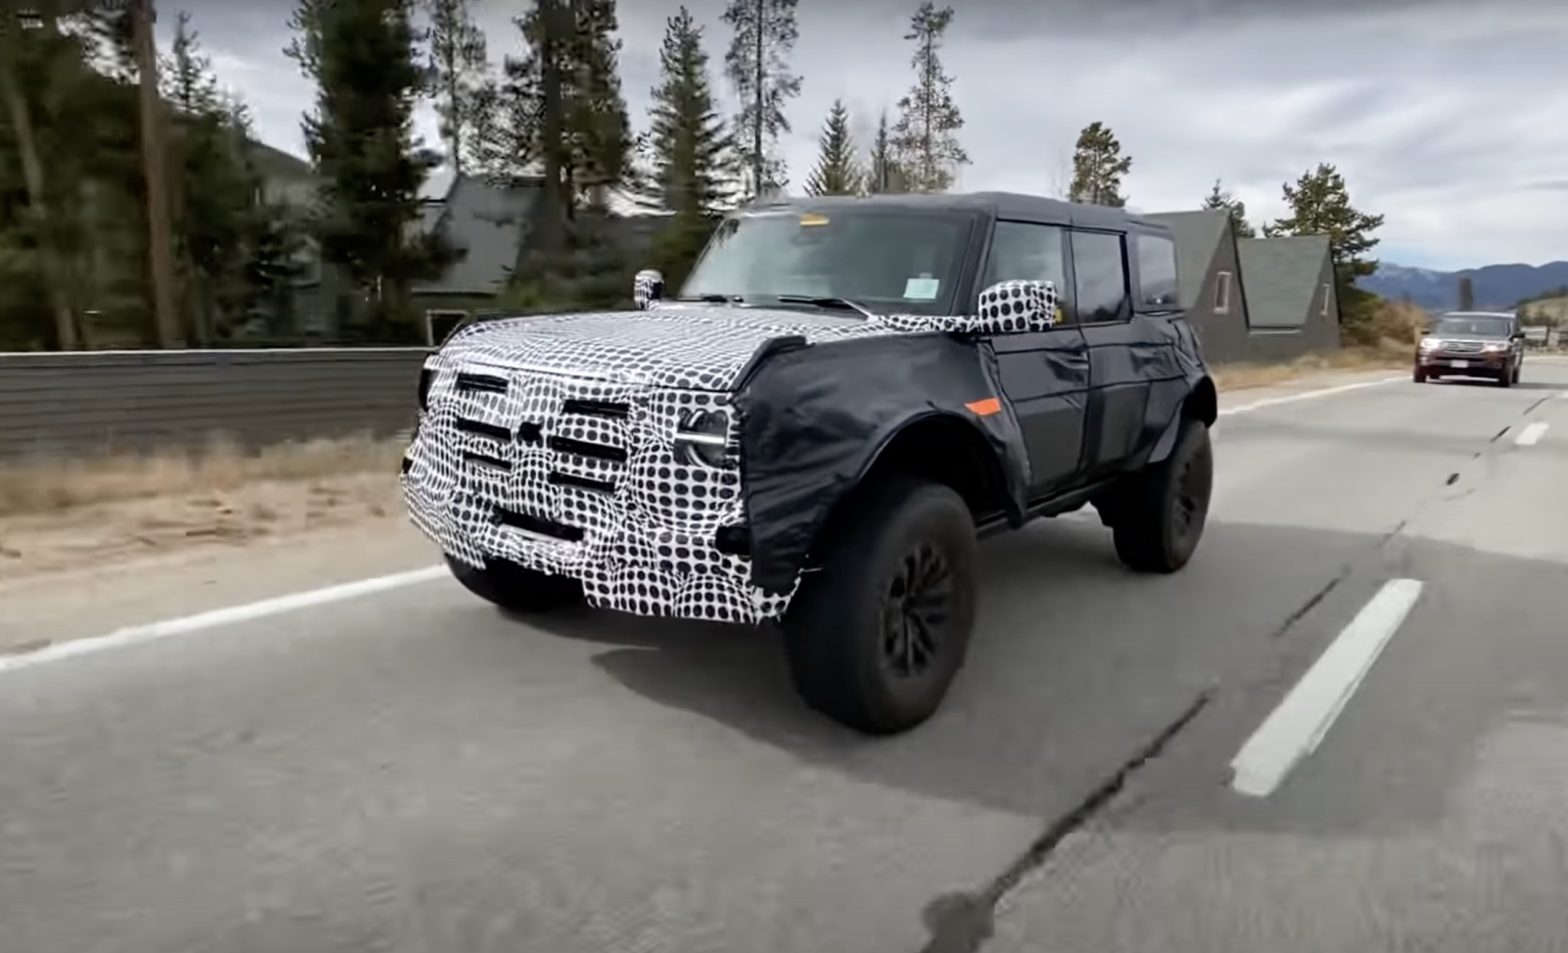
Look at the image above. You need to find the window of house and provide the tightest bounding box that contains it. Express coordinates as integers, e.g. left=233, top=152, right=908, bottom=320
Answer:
left=1215, top=271, right=1233, bottom=314
left=982, top=221, right=1071, bottom=321
left=1071, top=230, right=1130, bottom=323
left=1134, top=234, right=1178, bottom=309
left=1321, top=283, right=1331, bottom=318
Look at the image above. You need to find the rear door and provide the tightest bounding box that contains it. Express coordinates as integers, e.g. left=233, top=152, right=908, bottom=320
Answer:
left=980, top=220, right=1091, bottom=496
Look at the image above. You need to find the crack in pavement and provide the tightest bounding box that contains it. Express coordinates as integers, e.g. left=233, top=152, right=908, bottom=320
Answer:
left=1491, top=425, right=1511, bottom=443
left=1270, top=573, right=1345, bottom=639
left=913, top=691, right=1213, bottom=953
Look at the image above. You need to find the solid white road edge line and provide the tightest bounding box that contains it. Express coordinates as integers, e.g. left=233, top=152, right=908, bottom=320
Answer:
left=1229, top=578, right=1424, bottom=798
left=1515, top=421, right=1550, bottom=447
left=1218, top=376, right=1406, bottom=419
left=0, top=565, right=448, bottom=677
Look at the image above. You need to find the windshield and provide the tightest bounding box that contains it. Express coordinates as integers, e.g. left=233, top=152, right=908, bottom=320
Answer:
left=681, top=209, right=975, bottom=316
left=1432, top=316, right=1511, bottom=338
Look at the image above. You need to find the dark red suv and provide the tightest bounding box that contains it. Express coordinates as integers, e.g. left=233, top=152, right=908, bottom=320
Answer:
left=1414, top=311, right=1525, bottom=387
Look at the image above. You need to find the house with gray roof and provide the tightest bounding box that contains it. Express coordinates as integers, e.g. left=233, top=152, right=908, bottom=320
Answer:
left=1146, top=209, right=1340, bottom=363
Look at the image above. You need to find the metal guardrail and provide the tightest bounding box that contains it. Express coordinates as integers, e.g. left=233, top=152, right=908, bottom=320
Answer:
left=0, top=348, right=431, bottom=458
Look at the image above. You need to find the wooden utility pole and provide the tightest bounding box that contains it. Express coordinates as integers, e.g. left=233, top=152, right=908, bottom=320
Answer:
left=130, top=0, right=181, bottom=348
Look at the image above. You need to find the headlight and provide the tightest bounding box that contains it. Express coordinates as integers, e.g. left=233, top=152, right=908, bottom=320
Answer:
left=1482, top=342, right=1506, bottom=352
left=673, top=408, right=734, bottom=469
left=1419, top=337, right=1441, bottom=351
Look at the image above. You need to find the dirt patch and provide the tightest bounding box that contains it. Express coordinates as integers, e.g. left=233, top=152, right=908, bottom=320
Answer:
left=0, top=436, right=407, bottom=581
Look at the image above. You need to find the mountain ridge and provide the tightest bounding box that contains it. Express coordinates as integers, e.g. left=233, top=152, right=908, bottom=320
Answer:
left=1362, top=260, right=1568, bottom=311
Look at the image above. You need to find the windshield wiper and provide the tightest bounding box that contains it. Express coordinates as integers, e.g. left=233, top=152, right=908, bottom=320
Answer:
left=675, top=293, right=743, bottom=304
left=775, top=294, right=877, bottom=319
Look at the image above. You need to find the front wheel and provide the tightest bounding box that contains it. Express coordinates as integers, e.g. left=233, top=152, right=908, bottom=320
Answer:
left=783, top=478, right=979, bottom=735
left=446, top=555, right=583, bottom=612
left=1414, top=367, right=1428, bottom=383
left=1111, top=419, right=1214, bottom=573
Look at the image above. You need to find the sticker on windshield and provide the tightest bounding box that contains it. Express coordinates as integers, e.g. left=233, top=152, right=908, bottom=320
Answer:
left=904, top=277, right=941, bottom=300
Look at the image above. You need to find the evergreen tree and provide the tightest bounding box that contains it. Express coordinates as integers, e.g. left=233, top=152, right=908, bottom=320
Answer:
left=866, top=108, right=901, bottom=194
left=491, top=0, right=631, bottom=207
left=422, top=0, right=491, bottom=175
left=1201, top=178, right=1255, bottom=237
left=1068, top=121, right=1130, bottom=207
left=890, top=2, right=967, bottom=193
left=722, top=0, right=800, bottom=200
left=287, top=0, right=454, bottom=341
left=641, top=6, right=735, bottom=286
left=804, top=100, right=860, bottom=196
left=1263, top=162, right=1385, bottom=282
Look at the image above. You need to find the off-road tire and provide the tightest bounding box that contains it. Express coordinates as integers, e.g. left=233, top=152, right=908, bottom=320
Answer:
left=1111, top=419, right=1214, bottom=574
left=783, top=478, right=979, bottom=735
left=446, top=555, right=583, bottom=612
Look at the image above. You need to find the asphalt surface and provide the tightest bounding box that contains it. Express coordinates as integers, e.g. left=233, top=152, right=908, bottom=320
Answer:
left=4, top=362, right=1568, bottom=953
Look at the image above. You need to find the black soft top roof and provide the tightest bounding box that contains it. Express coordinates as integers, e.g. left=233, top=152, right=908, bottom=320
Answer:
left=745, top=191, right=1168, bottom=234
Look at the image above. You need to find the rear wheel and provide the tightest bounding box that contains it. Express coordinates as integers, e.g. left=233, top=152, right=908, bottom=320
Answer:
left=446, top=555, right=583, bottom=612
left=783, top=478, right=978, bottom=735
left=1110, top=419, right=1213, bottom=573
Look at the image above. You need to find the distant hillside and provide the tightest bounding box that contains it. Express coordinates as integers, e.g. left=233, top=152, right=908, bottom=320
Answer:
left=1362, top=261, right=1568, bottom=311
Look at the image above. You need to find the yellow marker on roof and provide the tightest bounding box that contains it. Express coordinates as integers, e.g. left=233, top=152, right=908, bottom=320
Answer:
left=799, top=212, right=830, bottom=226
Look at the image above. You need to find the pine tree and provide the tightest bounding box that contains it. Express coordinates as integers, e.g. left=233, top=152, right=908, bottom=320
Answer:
left=491, top=0, right=631, bottom=207
left=804, top=99, right=860, bottom=196
left=1068, top=121, right=1130, bottom=207
left=722, top=0, right=800, bottom=200
left=422, top=0, right=490, bottom=176
left=641, top=6, right=735, bottom=286
left=889, top=2, right=967, bottom=193
left=867, top=108, right=901, bottom=194
left=1263, top=162, right=1385, bottom=282
left=1201, top=178, right=1255, bottom=237
left=287, top=0, right=453, bottom=340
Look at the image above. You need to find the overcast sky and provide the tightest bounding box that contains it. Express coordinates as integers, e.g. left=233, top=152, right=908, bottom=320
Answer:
left=162, top=0, right=1568, bottom=271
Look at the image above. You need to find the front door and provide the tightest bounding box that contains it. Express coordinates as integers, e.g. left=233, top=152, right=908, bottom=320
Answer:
left=981, top=220, right=1090, bottom=497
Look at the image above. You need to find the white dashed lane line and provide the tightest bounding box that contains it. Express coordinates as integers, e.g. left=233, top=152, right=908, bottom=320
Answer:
left=1230, top=578, right=1425, bottom=798
left=1515, top=421, right=1550, bottom=447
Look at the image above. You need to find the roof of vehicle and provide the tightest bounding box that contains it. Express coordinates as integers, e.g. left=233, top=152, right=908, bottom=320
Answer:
left=747, top=192, right=1168, bottom=233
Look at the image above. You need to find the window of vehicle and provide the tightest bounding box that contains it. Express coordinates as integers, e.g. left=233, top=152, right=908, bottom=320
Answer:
left=1071, top=230, right=1130, bottom=323
left=1215, top=271, right=1233, bottom=314
left=1134, top=234, right=1178, bottom=309
left=681, top=209, right=974, bottom=316
left=1431, top=315, right=1513, bottom=338
left=981, top=221, right=1070, bottom=320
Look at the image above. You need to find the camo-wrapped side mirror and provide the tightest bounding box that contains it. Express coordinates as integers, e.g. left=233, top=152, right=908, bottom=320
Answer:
left=634, top=269, right=665, bottom=310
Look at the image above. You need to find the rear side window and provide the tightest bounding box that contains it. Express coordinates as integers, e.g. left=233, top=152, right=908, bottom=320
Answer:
left=1071, top=230, right=1130, bottom=323
left=1135, top=234, right=1178, bottom=309
left=982, top=221, right=1070, bottom=321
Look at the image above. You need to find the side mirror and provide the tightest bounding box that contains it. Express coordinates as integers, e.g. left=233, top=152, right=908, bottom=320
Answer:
left=970, top=280, right=1059, bottom=334
left=634, top=269, right=665, bottom=309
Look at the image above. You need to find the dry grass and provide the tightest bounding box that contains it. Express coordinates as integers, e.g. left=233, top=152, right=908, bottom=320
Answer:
left=1212, top=341, right=1410, bottom=391
left=0, top=433, right=405, bottom=518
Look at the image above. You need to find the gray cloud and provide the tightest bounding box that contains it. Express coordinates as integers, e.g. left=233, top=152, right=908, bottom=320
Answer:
left=164, top=0, right=1568, bottom=270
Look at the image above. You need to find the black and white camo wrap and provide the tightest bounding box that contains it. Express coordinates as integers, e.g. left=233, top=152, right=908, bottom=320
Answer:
left=401, top=303, right=1001, bottom=623
left=632, top=269, right=663, bottom=309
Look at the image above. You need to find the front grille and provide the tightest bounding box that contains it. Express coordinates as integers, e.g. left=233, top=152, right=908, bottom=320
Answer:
left=548, top=471, right=616, bottom=494
left=463, top=451, right=511, bottom=471
left=455, top=371, right=509, bottom=394
left=493, top=506, right=584, bottom=542
left=455, top=418, right=512, bottom=442
left=562, top=398, right=630, bottom=420
left=1443, top=341, right=1484, bottom=354
left=548, top=435, right=628, bottom=463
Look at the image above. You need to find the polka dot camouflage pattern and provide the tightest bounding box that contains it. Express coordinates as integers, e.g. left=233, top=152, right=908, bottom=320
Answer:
left=401, top=302, right=1001, bottom=624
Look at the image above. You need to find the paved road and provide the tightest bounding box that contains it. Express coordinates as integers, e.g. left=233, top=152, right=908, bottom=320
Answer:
left=4, top=363, right=1568, bottom=953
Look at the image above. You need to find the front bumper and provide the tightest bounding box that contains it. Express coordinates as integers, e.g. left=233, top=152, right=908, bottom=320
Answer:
left=400, top=361, right=792, bottom=625
left=1417, top=351, right=1511, bottom=376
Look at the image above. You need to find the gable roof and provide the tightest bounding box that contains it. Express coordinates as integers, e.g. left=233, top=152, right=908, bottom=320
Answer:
left=1238, top=235, right=1332, bottom=328
left=1144, top=210, right=1230, bottom=311
left=412, top=175, right=540, bottom=296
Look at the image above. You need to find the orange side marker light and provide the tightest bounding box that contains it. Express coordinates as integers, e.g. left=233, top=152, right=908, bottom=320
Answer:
left=965, top=397, right=1002, bottom=416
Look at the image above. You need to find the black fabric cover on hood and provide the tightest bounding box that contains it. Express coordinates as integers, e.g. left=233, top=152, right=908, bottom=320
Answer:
left=734, top=333, right=1031, bottom=594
